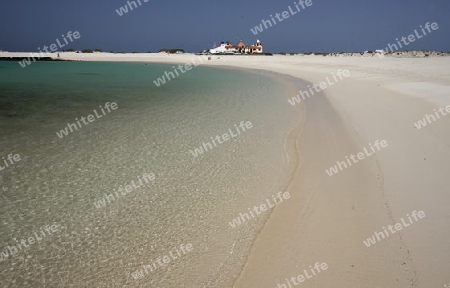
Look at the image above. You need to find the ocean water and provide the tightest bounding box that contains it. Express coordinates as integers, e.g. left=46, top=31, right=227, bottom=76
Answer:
left=0, top=61, right=300, bottom=287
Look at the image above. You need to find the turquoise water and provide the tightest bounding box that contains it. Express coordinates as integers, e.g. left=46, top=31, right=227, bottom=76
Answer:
left=0, top=61, right=299, bottom=287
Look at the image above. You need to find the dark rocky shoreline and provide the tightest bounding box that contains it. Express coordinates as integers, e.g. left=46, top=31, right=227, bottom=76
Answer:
left=0, top=57, right=68, bottom=62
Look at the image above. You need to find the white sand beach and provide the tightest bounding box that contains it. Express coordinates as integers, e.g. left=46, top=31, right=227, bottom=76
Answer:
left=5, top=51, right=450, bottom=287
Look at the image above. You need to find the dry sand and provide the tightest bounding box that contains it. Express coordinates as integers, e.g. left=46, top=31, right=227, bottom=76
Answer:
left=5, top=52, right=450, bottom=287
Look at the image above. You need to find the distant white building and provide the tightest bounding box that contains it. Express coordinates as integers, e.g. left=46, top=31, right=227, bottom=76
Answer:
left=209, top=41, right=236, bottom=54
left=209, top=40, right=263, bottom=54
left=244, top=40, right=263, bottom=54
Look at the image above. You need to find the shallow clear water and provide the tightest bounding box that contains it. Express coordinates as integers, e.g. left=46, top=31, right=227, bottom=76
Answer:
left=0, top=61, right=299, bottom=287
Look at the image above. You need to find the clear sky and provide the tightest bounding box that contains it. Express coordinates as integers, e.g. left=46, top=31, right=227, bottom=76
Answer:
left=1, top=0, right=449, bottom=53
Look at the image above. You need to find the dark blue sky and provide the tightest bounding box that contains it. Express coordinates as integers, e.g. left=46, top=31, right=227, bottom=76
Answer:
left=1, top=0, right=449, bottom=53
